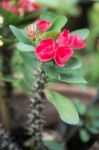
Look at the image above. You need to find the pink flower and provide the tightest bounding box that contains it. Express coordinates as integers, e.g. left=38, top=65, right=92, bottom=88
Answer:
left=35, top=38, right=56, bottom=61
left=56, top=29, right=74, bottom=47
left=54, top=47, right=73, bottom=67
left=57, top=29, right=86, bottom=50
left=37, top=19, right=51, bottom=32
left=54, top=29, right=86, bottom=67
left=1, top=0, right=41, bottom=15
left=19, top=0, right=41, bottom=13
left=35, top=29, right=86, bottom=67
left=71, top=34, right=86, bottom=49
left=1, top=0, right=19, bottom=14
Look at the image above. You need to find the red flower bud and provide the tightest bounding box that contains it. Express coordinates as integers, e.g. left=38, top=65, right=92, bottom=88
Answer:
left=37, top=19, right=51, bottom=32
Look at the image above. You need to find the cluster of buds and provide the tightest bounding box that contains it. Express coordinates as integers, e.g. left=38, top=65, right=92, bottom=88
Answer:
left=27, top=19, right=51, bottom=41
left=27, top=19, right=86, bottom=67
left=0, top=0, right=41, bottom=16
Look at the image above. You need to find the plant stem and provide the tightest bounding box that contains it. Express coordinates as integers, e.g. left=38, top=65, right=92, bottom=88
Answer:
left=27, top=63, right=48, bottom=150
left=0, top=123, right=21, bottom=150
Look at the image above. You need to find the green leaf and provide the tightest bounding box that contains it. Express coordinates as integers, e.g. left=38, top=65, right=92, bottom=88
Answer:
left=44, top=141, right=64, bottom=150
left=79, top=129, right=90, bottom=142
left=91, top=120, right=99, bottom=128
left=59, top=74, right=87, bottom=84
left=18, top=9, right=45, bottom=25
left=43, top=62, right=59, bottom=79
left=40, top=31, right=59, bottom=40
left=46, top=91, right=79, bottom=124
left=43, top=57, right=81, bottom=79
left=73, top=100, right=87, bottom=115
left=88, top=126, right=99, bottom=135
left=88, top=108, right=99, bottom=118
left=0, top=6, right=20, bottom=24
left=9, top=25, right=32, bottom=44
left=16, top=42, right=34, bottom=52
left=65, top=57, right=82, bottom=69
left=20, top=52, right=38, bottom=70
left=54, top=57, right=82, bottom=75
left=20, top=80, right=31, bottom=95
left=71, top=29, right=89, bottom=40
left=48, top=16, right=67, bottom=31
left=18, top=65, right=34, bottom=86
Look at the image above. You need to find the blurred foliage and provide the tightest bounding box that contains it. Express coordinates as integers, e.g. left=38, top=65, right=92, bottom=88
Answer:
left=36, top=0, right=79, bottom=16
left=79, top=2, right=99, bottom=87
left=87, top=2, right=99, bottom=52
left=44, top=140, right=64, bottom=150
left=82, top=52, right=99, bottom=87
left=74, top=99, right=99, bottom=142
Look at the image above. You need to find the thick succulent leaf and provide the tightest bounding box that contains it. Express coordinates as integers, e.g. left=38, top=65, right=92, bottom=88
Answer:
left=79, top=129, right=90, bottom=142
left=16, top=42, right=34, bottom=51
left=40, top=31, right=59, bottom=40
left=71, top=29, right=89, bottom=40
left=43, top=57, right=81, bottom=79
left=20, top=52, right=38, bottom=70
left=43, top=62, right=59, bottom=79
left=59, top=74, right=87, bottom=84
left=46, top=91, right=79, bottom=124
left=48, top=16, right=68, bottom=31
left=73, top=100, right=87, bottom=115
left=18, top=65, right=34, bottom=86
left=9, top=25, right=32, bottom=44
left=65, top=57, right=82, bottom=69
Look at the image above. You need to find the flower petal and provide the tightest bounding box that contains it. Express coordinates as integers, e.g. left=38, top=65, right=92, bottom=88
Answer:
left=54, top=47, right=73, bottom=67
left=71, top=34, right=86, bottom=50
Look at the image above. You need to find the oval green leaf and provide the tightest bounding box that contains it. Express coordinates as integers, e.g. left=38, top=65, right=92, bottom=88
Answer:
left=65, top=57, right=82, bottom=69
left=48, top=16, right=67, bottom=31
left=46, top=91, right=79, bottom=124
left=9, top=25, right=32, bottom=44
left=79, top=129, right=90, bottom=142
left=71, top=29, right=89, bottom=40
left=59, top=74, right=87, bottom=84
left=16, top=42, right=34, bottom=52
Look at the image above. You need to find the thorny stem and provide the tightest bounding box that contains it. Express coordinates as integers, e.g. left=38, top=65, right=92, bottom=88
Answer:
left=27, top=62, right=49, bottom=150
left=0, top=123, right=21, bottom=150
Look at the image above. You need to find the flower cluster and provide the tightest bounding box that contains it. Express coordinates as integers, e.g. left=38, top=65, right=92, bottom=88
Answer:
left=0, top=0, right=41, bottom=15
left=35, top=19, right=86, bottom=67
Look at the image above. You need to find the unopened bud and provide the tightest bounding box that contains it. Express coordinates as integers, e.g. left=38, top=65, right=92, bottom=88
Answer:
left=27, top=23, right=40, bottom=41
